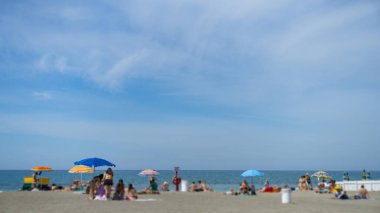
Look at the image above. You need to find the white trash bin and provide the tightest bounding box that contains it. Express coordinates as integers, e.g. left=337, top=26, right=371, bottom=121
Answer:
left=281, top=188, right=291, bottom=204
left=181, top=180, right=188, bottom=192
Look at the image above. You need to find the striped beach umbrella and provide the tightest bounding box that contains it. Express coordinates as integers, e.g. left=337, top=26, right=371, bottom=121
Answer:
left=139, top=169, right=159, bottom=176
left=312, top=171, right=332, bottom=182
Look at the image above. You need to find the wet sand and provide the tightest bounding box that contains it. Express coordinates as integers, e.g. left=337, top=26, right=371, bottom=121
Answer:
left=0, top=191, right=379, bottom=213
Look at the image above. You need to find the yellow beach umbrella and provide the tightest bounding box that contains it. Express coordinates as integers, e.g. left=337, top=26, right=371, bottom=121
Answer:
left=32, top=166, right=53, bottom=171
left=69, top=165, right=94, bottom=173
left=69, top=165, right=94, bottom=183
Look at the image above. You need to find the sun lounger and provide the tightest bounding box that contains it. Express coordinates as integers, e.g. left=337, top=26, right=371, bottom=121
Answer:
left=38, top=178, right=50, bottom=190
left=21, top=177, right=34, bottom=190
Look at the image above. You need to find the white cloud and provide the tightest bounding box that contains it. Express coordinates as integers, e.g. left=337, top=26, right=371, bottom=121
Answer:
left=89, top=49, right=150, bottom=90
left=37, top=54, right=67, bottom=73
left=2, top=0, right=380, bottom=109
left=32, top=91, right=53, bottom=100
left=271, top=3, right=379, bottom=62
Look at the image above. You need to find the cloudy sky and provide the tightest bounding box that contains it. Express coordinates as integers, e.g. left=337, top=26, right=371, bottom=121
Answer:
left=0, top=0, right=379, bottom=170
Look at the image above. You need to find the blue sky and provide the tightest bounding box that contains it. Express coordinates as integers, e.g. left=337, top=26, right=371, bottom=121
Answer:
left=0, top=0, right=379, bottom=170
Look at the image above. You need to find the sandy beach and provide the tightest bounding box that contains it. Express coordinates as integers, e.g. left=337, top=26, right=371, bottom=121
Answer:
left=0, top=191, right=379, bottom=213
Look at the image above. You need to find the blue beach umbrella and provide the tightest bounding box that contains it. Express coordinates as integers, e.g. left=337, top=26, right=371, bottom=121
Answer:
left=241, top=169, right=264, bottom=186
left=74, top=157, right=115, bottom=175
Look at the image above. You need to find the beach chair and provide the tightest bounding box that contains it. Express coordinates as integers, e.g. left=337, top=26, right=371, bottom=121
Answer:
left=38, top=177, right=50, bottom=190
left=22, top=177, right=34, bottom=190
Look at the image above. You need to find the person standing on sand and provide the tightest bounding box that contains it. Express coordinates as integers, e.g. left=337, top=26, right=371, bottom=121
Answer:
left=305, top=173, right=312, bottom=190
left=32, top=172, right=38, bottom=188
left=103, top=168, right=114, bottom=199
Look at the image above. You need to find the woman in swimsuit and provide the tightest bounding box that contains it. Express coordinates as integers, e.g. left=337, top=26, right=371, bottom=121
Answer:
left=103, top=168, right=114, bottom=199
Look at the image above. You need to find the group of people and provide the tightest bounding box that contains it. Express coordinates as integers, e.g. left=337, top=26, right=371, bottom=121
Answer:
left=334, top=185, right=370, bottom=200
left=362, top=170, right=371, bottom=180
left=298, top=173, right=312, bottom=190
left=189, top=180, right=213, bottom=192
left=87, top=168, right=165, bottom=201
left=314, top=179, right=337, bottom=193
left=226, top=180, right=286, bottom=196
left=239, top=180, right=256, bottom=195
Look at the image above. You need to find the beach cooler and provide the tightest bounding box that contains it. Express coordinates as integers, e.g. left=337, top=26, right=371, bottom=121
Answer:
left=21, top=177, right=34, bottom=190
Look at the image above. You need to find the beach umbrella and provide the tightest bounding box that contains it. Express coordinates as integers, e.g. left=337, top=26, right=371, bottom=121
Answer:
left=68, top=165, right=94, bottom=183
left=312, top=171, right=332, bottom=182
left=139, top=169, right=159, bottom=176
left=32, top=166, right=53, bottom=171
left=241, top=169, right=264, bottom=186
left=74, top=157, right=115, bottom=175
left=32, top=166, right=53, bottom=175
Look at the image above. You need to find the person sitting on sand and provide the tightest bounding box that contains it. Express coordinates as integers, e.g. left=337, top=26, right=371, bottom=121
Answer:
left=329, top=179, right=336, bottom=192
left=315, top=181, right=326, bottom=193
left=88, top=177, right=100, bottom=200
left=150, top=176, right=159, bottom=194
left=240, top=180, right=250, bottom=194
left=339, top=191, right=349, bottom=200
left=298, top=176, right=307, bottom=190
left=112, top=179, right=125, bottom=200
left=94, top=182, right=107, bottom=201
left=225, top=188, right=239, bottom=196
left=334, top=188, right=349, bottom=200
left=161, top=181, right=170, bottom=191
left=250, top=184, right=256, bottom=195
left=355, top=185, right=369, bottom=199
left=200, top=180, right=213, bottom=192
left=126, top=184, right=138, bottom=200
left=65, top=180, right=81, bottom=191
left=138, top=176, right=160, bottom=194
left=190, top=181, right=198, bottom=192
left=324, top=180, right=331, bottom=190
left=51, top=183, right=63, bottom=191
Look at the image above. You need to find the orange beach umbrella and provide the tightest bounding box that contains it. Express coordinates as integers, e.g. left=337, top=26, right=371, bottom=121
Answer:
left=32, top=166, right=53, bottom=171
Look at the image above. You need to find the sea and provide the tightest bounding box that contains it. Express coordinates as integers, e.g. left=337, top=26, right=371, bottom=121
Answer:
left=0, top=170, right=378, bottom=192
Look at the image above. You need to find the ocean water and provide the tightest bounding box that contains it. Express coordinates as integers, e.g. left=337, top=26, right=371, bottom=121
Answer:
left=0, top=170, right=378, bottom=192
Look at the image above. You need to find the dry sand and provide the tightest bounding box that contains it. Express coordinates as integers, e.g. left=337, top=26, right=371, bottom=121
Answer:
left=0, top=191, right=379, bottom=213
